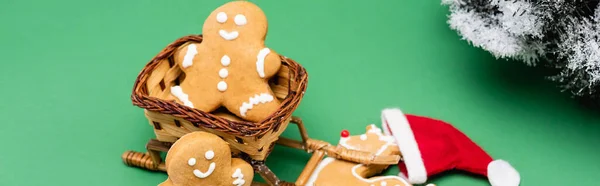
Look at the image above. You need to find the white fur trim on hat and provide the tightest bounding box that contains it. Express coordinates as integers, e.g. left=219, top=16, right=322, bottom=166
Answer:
left=381, top=108, right=428, bottom=184
left=488, top=159, right=520, bottom=186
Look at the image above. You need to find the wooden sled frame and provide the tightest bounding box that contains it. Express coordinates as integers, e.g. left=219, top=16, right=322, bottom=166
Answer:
left=122, top=116, right=401, bottom=186
left=122, top=35, right=401, bottom=185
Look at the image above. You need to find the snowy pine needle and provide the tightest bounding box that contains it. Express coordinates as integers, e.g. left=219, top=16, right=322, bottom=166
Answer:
left=448, top=9, right=523, bottom=58
left=443, top=0, right=600, bottom=99
left=492, top=0, right=543, bottom=38
left=557, top=10, right=600, bottom=95
left=446, top=2, right=540, bottom=64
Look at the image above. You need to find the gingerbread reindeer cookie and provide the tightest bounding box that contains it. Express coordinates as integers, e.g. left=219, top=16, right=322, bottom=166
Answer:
left=170, top=1, right=282, bottom=122
left=159, top=131, right=253, bottom=186
left=305, top=125, right=412, bottom=186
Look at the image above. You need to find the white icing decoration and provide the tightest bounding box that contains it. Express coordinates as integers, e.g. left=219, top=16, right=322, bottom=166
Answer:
left=232, top=168, right=243, bottom=178
left=360, top=134, right=367, bottom=141
left=375, top=143, right=392, bottom=156
left=368, top=125, right=383, bottom=134
left=171, top=86, right=194, bottom=108
left=232, top=168, right=245, bottom=186
left=339, top=125, right=396, bottom=156
left=368, top=124, right=396, bottom=143
left=218, top=81, right=228, bottom=92
left=221, top=55, right=231, bottom=66
left=239, top=93, right=274, bottom=117
left=234, top=14, right=247, bottom=26
left=256, top=48, right=270, bottom=78
left=182, top=44, right=197, bottom=68
left=219, top=30, right=239, bottom=40
left=304, top=157, right=335, bottom=186
left=339, top=137, right=357, bottom=150
left=351, top=164, right=409, bottom=185
left=188, top=158, right=196, bottom=166
left=219, top=68, right=229, bottom=78
left=205, top=150, right=214, bottom=160
left=340, top=126, right=407, bottom=184
left=309, top=129, right=409, bottom=186
left=379, top=135, right=396, bottom=143
left=193, top=162, right=216, bottom=178
left=217, top=12, right=227, bottom=23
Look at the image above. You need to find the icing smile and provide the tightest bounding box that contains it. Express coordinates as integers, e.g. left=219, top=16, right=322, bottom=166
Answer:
left=188, top=150, right=217, bottom=179
left=193, top=162, right=216, bottom=178
left=219, top=30, right=239, bottom=40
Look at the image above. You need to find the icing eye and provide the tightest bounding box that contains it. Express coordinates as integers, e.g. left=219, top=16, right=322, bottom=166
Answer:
left=188, top=158, right=196, bottom=166
left=234, top=14, right=247, bottom=26
left=205, top=150, right=215, bottom=160
left=216, top=12, right=227, bottom=23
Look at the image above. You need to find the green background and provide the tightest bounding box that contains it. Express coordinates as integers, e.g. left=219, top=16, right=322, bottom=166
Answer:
left=1, top=0, right=599, bottom=185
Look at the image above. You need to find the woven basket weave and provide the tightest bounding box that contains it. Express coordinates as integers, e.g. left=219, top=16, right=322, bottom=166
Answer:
left=131, top=35, right=308, bottom=160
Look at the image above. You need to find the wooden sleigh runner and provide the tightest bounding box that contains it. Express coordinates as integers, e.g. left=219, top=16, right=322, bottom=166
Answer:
left=121, top=35, right=403, bottom=186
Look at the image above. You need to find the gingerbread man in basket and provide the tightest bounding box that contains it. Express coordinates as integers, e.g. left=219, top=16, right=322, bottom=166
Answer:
left=169, top=1, right=282, bottom=122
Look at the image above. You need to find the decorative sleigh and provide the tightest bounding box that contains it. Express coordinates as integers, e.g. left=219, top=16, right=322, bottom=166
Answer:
left=121, top=35, right=401, bottom=186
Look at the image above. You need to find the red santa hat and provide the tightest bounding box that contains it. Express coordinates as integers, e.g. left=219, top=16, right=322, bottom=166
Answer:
left=380, top=108, right=520, bottom=186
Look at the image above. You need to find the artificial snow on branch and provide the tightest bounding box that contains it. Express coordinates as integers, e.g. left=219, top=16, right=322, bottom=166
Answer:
left=554, top=7, right=600, bottom=97
left=443, top=0, right=600, bottom=100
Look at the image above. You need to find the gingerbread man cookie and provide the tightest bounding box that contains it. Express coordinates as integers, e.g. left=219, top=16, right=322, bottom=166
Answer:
left=171, top=1, right=281, bottom=122
left=159, top=131, right=253, bottom=186
left=305, top=125, right=412, bottom=186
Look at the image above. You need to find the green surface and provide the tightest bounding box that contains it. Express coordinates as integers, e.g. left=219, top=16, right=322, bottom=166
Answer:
left=1, top=0, right=599, bottom=185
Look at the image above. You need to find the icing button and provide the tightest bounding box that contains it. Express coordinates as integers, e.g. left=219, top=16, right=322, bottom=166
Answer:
left=360, top=134, right=367, bottom=141
left=219, top=68, right=228, bottom=78
left=221, top=55, right=231, bottom=66
left=217, top=81, right=228, bottom=92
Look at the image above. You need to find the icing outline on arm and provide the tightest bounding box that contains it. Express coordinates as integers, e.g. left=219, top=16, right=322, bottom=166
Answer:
left=256, top=48, right=271, bottom=78
left=239, top=93, right=274, bottom=117
left=182, top=44, right=198, bottom=68
left=232, top=168, right=245, bottom=186
left=171, top=86, right=194, bottom=108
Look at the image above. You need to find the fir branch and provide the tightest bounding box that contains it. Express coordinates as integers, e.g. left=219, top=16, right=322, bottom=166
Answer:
left=443, top=0, right=600, bottom=100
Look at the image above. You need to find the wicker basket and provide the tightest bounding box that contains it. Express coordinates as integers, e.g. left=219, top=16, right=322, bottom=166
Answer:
left=131, top=35, right=308, bottom=161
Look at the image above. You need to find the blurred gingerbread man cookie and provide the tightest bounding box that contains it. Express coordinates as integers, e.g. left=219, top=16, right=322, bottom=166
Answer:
left=305, top=125, right=412, bottom=186
left=170, top=0, right=282, bottom=122
left=159, top=131, right=253, bottom=186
